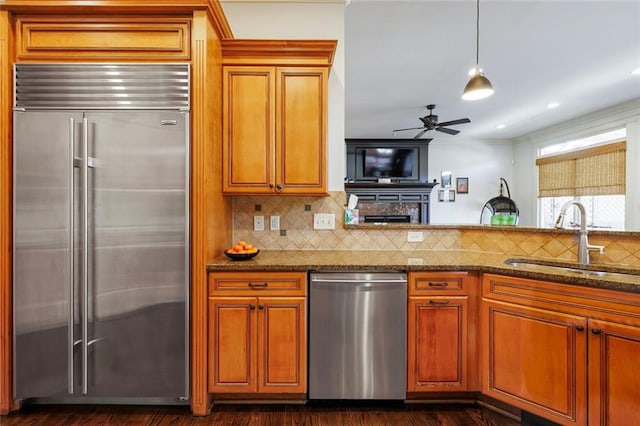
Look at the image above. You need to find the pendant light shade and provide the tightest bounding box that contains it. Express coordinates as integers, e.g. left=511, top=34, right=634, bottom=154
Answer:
left=462, top=70, right=494, bottom=100
left=462, top=0, right=494, bottom=101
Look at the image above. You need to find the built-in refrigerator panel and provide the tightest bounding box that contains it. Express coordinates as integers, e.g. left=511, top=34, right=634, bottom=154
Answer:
left=87, top=111, right=188, bottom=398
left=13, top=63, right=190, bottom=405
left=13, top=111, right=82, bottom=398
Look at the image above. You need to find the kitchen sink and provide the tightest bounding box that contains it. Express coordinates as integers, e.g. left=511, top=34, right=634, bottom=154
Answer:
left=504, top=259, right=640, bottom=281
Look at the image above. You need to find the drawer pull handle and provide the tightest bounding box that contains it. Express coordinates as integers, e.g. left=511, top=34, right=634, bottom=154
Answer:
left=429, top=300, right=450, bottom=305
left=592, top=328, right=601, bottom=335
left=428, top=282, right=449, bottom=287
left=248, top=282, right=268, bottom=288
left=576, top=325, right=585, bottom=332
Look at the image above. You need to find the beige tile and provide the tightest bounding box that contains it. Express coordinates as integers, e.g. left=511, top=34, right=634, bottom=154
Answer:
left=228, top=191, right=640, bottom=266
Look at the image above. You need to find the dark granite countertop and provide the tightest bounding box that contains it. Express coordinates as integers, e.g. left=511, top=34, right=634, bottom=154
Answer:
left=345, top=224, right=640, bottom=238
left=207, top=249, right=640, bottom=294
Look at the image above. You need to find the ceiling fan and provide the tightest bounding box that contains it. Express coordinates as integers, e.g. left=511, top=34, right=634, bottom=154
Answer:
left=393, top=104, right=471, bottom=140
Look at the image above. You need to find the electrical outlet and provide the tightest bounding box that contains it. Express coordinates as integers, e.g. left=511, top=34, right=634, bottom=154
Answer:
left=270, top=215, right=280, bottom=231
left=407, top=231, right=424, bottom=242
left=313, top=213, right=335, bottom=230
left=253, top=215, right=264, bottom=231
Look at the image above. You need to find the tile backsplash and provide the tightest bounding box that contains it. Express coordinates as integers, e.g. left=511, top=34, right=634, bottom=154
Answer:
left=231, top=192, right=640, bottom=267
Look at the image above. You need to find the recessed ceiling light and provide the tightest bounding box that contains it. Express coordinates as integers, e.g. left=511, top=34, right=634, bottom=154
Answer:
left=496, top=124, right=506, bottom=129
left=547, top=102, right=560, bottom=109
left=633, top=67, right=640, bottom=75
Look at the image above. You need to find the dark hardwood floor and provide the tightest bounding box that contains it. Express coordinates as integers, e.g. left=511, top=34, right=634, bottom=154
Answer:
left=1, top=403, right=520, bottom=425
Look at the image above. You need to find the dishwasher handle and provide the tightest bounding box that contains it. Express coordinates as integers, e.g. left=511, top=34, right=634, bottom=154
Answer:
left=310, top=278, right=407, bottom=284
left=310, top=279, right=407, bottom=291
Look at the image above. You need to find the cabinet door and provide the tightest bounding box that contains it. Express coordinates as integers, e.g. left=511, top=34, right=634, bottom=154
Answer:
left=482, top=301, right=587, bottom=425
left=257, top=297, right=307, bottom=393
left=408, top=297, right=468, bottom=391
left=208, top=297, right=258, bottom=392
left=276, top=67, right=327, bottom=195
left=588, top=319, right=640, bottom=426
left=222, top=66, right=275, bottom=193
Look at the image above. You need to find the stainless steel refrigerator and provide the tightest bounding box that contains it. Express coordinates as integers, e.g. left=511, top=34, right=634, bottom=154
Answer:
left=13, top=64, right=190, bottom=404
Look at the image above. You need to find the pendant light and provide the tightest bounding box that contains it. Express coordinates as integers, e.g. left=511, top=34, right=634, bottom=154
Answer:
left=462, top=0, right=494, bottom=101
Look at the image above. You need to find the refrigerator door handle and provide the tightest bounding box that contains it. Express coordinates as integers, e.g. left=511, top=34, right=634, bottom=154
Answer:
left=82, top=117, right=89, bottom=396
left=68, top=117, right=76, bottom=395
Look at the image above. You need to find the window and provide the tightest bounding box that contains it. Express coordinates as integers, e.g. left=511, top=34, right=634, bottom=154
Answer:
left=536, top=130, right=626, bottom=230
left=539, top=195, right=625, bottom=230
left=539, top=128, right=626, bottom=156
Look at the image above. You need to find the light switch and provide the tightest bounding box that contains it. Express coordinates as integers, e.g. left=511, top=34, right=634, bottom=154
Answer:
left=313, top=213, right=335, bottom=230
left=254, top=215, right=264, bottom=231
left=270, top=215, right=280, bottom=231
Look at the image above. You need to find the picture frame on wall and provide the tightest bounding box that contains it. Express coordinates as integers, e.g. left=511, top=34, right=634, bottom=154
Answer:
left=441, top=171, right=452, bottom=188
left=456, top=177, right=469, bottom=194
left=438, top=189, right=456, bottom=202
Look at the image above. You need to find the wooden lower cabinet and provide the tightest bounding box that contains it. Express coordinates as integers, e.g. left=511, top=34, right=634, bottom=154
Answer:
left=588, top=319, right=640, bottom=426
left=483, top=300, right=588, bottom=425
left=408, top=296, right=469, bottom=390
left=207, top=272, right=307, bottom=395
left=407, top=272, right=479, bottom=393
left=482, top=274, right=640, bottom=426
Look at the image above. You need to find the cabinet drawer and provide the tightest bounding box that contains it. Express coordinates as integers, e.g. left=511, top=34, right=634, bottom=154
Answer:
left=409, top=272, right=469, bottom=295
left=482, top=274, right=640, bottom=321
left=208, top=271, right=307, bottom=297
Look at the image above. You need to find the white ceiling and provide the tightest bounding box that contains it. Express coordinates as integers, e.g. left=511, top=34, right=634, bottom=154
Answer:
left=345, top=0, right=640, bottom=141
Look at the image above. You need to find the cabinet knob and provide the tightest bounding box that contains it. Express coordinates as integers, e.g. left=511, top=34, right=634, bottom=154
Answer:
left=591, top=328, right=601, bottom=335
left=429, top=300, right=450, bottom=305
left=248, top=282, right=268, bottom=288
left=275, top=184, right=283, bottom=192
left=268, top=183, right=274, bottom=189
left=258, top=304, right=264, bottom=310
left=428, top=282, right=449, bottom=287
left=576, top=325, right=585, bottom=332
left=249, top=304, right=256, bottom=310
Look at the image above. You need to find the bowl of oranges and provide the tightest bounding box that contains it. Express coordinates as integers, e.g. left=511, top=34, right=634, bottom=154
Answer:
left=225, top=240, right=259, bottom=260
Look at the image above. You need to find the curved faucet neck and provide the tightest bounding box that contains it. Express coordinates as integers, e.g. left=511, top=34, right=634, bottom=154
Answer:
left=558, top=200, right=587, bottom=231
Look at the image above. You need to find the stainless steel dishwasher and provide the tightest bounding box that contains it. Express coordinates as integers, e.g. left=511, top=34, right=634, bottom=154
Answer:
left=309, top=271, right=407, bottom=400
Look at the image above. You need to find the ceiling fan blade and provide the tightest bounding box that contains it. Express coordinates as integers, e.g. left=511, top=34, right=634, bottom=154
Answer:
left=437, top=118, right=471, bottom=127
left=393, top=126, right=425, bottom=132
left=436, top=127, right=460, bottom=135
left=413, top=129, right=428, bottom=140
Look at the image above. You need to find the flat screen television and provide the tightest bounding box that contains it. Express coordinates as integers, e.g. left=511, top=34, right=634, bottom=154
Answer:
left=363, top=148, right=414, bottom=178
left=346, top=139, right=429, bottom=183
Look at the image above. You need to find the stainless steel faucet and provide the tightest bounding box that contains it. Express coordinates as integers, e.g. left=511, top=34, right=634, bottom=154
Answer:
left=554, top=200, right=605, bottom=266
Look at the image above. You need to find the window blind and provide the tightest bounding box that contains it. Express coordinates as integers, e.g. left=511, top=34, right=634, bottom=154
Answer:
left=536, top=141, right=626, bottom=197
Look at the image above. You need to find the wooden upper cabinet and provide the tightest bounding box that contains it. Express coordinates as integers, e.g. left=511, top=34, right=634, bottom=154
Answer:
left=276, top=67, right=327, bottom=194
left=222, top=66, right=275, bottom=192
left=14, top=15, right=192, bottom=60
left=222, top=39, right=336, bottom=195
